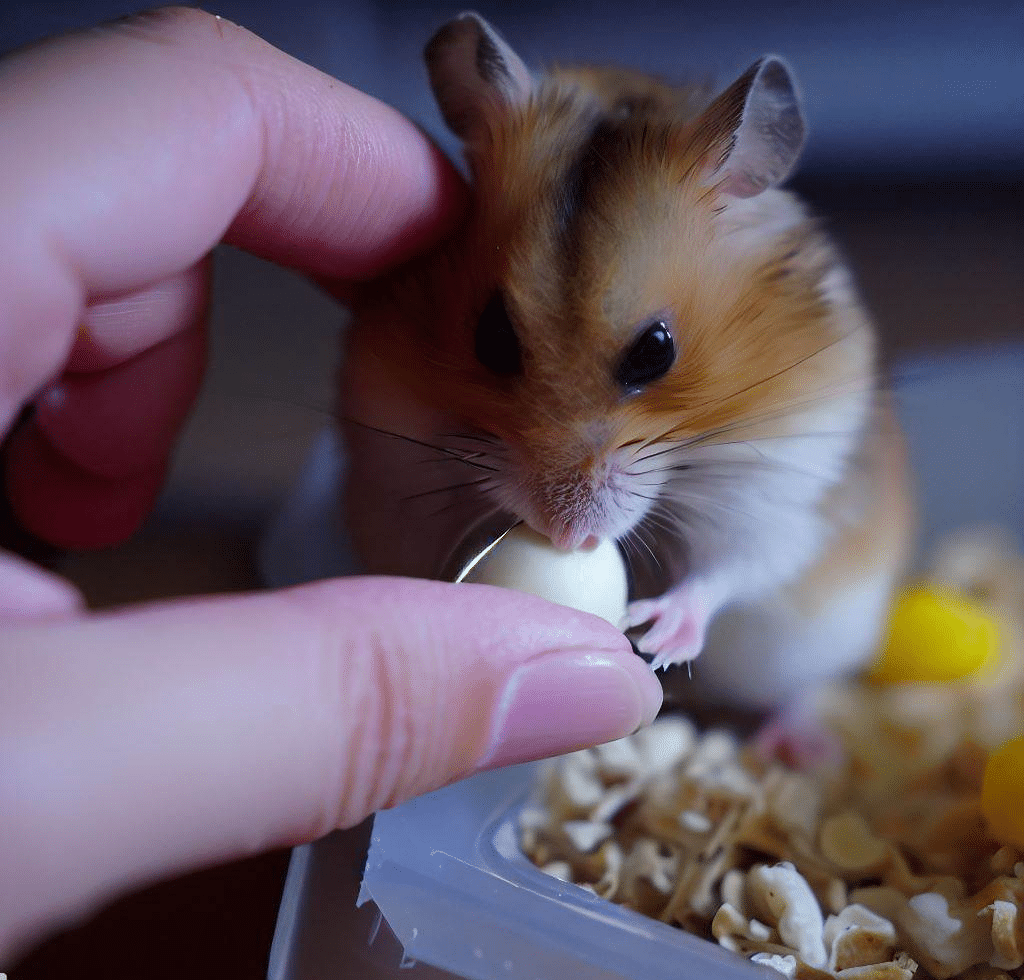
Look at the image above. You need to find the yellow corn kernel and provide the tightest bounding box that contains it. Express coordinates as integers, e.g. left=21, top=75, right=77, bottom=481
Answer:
left=866, top=585, right=1000, bottom=685
left=982, top=736, right=1024, bottom=848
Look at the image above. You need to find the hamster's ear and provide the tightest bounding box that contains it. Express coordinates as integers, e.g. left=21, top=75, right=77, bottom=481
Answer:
left=697, top=56, right=805, bottom=198
left=425, top=12, right=533, bottom=143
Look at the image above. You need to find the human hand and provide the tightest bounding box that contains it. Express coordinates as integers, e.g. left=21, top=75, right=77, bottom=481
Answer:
left=0, top=9, right=662, bottom=960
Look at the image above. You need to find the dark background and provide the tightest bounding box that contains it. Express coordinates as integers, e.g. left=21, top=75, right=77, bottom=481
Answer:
left=4, top=0, right=1023, bottom=175
left=1, top=1, right=1022, bottom=977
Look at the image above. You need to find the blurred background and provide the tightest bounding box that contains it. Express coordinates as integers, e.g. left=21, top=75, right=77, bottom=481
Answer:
left=1, top=1, right=1021, bottom=977
left=5, top=0, right=1023, bottom=172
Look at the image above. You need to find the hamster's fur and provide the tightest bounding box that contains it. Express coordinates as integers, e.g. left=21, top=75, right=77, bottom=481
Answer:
left=340, top=13, right=913, bottom=707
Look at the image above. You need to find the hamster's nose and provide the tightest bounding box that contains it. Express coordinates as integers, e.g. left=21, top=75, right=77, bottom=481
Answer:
left=549, top=527, right=601, bottom=552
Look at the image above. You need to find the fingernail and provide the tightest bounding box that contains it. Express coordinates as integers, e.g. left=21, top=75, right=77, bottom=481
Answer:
left=478, top=650, right=663, bottom=771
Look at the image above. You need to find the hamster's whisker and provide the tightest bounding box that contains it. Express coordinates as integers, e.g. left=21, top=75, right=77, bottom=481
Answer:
left=343, top=418, right=499, bottom=472
left=628, top=463, right=690, bottom=478
left=621, top=464, right=666, bottom=480
left=684, top=329, right=861, bottom=414
left=400, top=476, right=494, bottom=503
left=632, top=523, right=663, bottom=570
left=441, top=431, right=504, bottom=453
left=617, top=532, right=643, bottom=573
left=622, top=527, right=659, bottom=574
left=704, top=428, right=865, bottom=450
left=414, top=454, right=490, bottom=466
left=627, top=476, right=675, bottom=488
left=630, top=371, right=877, bottom=458
left=666, top=455, right=834, bottom=486
left=646, top=503, right=690, bottom=540
left=632, top=441, right=689, bottom=465
left=668, top=382, right=877, bottom=452
left=629, top=360, right=877, bottom=458
left=441, top=431, right=497, bottom=443
left=670, top=491, right=757, bottom=526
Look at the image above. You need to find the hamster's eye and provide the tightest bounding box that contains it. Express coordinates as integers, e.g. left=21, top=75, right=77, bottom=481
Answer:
left=474, top=291, right=522, bottom=376
left=615, top=321, right=675, bottom=389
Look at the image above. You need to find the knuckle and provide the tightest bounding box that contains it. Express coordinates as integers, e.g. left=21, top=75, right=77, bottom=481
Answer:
left=287, top=589, right=422, bottom=832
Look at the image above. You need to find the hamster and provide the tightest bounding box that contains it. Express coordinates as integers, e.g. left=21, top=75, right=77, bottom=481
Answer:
left=339, top=13, right=914, bottom=709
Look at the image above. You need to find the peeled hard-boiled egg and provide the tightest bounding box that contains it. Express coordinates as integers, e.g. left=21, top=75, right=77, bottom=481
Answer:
left=459, top=524, right=628, bottom=627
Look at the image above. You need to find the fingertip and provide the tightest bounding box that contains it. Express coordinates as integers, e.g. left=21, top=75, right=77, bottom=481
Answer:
left=279, top=577, right=661, bottom=817
left=33, top=323, right=206, bottom=480
left=606, top=646, right=663, bottom=722
left=5, top=421, right=164, bottom=549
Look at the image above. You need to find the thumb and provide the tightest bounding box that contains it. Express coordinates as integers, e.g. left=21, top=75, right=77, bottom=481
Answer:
left=0, top=575, right=660, bottom=957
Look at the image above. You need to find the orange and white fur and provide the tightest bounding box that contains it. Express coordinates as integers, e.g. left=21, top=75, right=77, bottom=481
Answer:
left=340, top=13, right=913, bottom=709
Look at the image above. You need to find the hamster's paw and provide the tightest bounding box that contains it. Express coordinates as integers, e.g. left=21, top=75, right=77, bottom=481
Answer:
left=625, top=587, right=711, bottom=671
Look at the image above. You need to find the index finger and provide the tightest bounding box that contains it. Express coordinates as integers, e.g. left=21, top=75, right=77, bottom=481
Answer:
left=0, top=6, right=464, bottom=425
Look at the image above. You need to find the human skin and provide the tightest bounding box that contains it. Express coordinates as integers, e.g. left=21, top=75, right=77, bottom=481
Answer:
left=0, top=8, right=662, bottom=961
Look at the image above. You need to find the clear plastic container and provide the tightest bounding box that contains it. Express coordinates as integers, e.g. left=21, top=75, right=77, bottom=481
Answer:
left=270, top=763, right=765, bottom=980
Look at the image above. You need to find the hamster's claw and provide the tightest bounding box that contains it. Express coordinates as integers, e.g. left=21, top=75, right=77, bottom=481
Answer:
left=625, top=591, right=709, bottom=672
